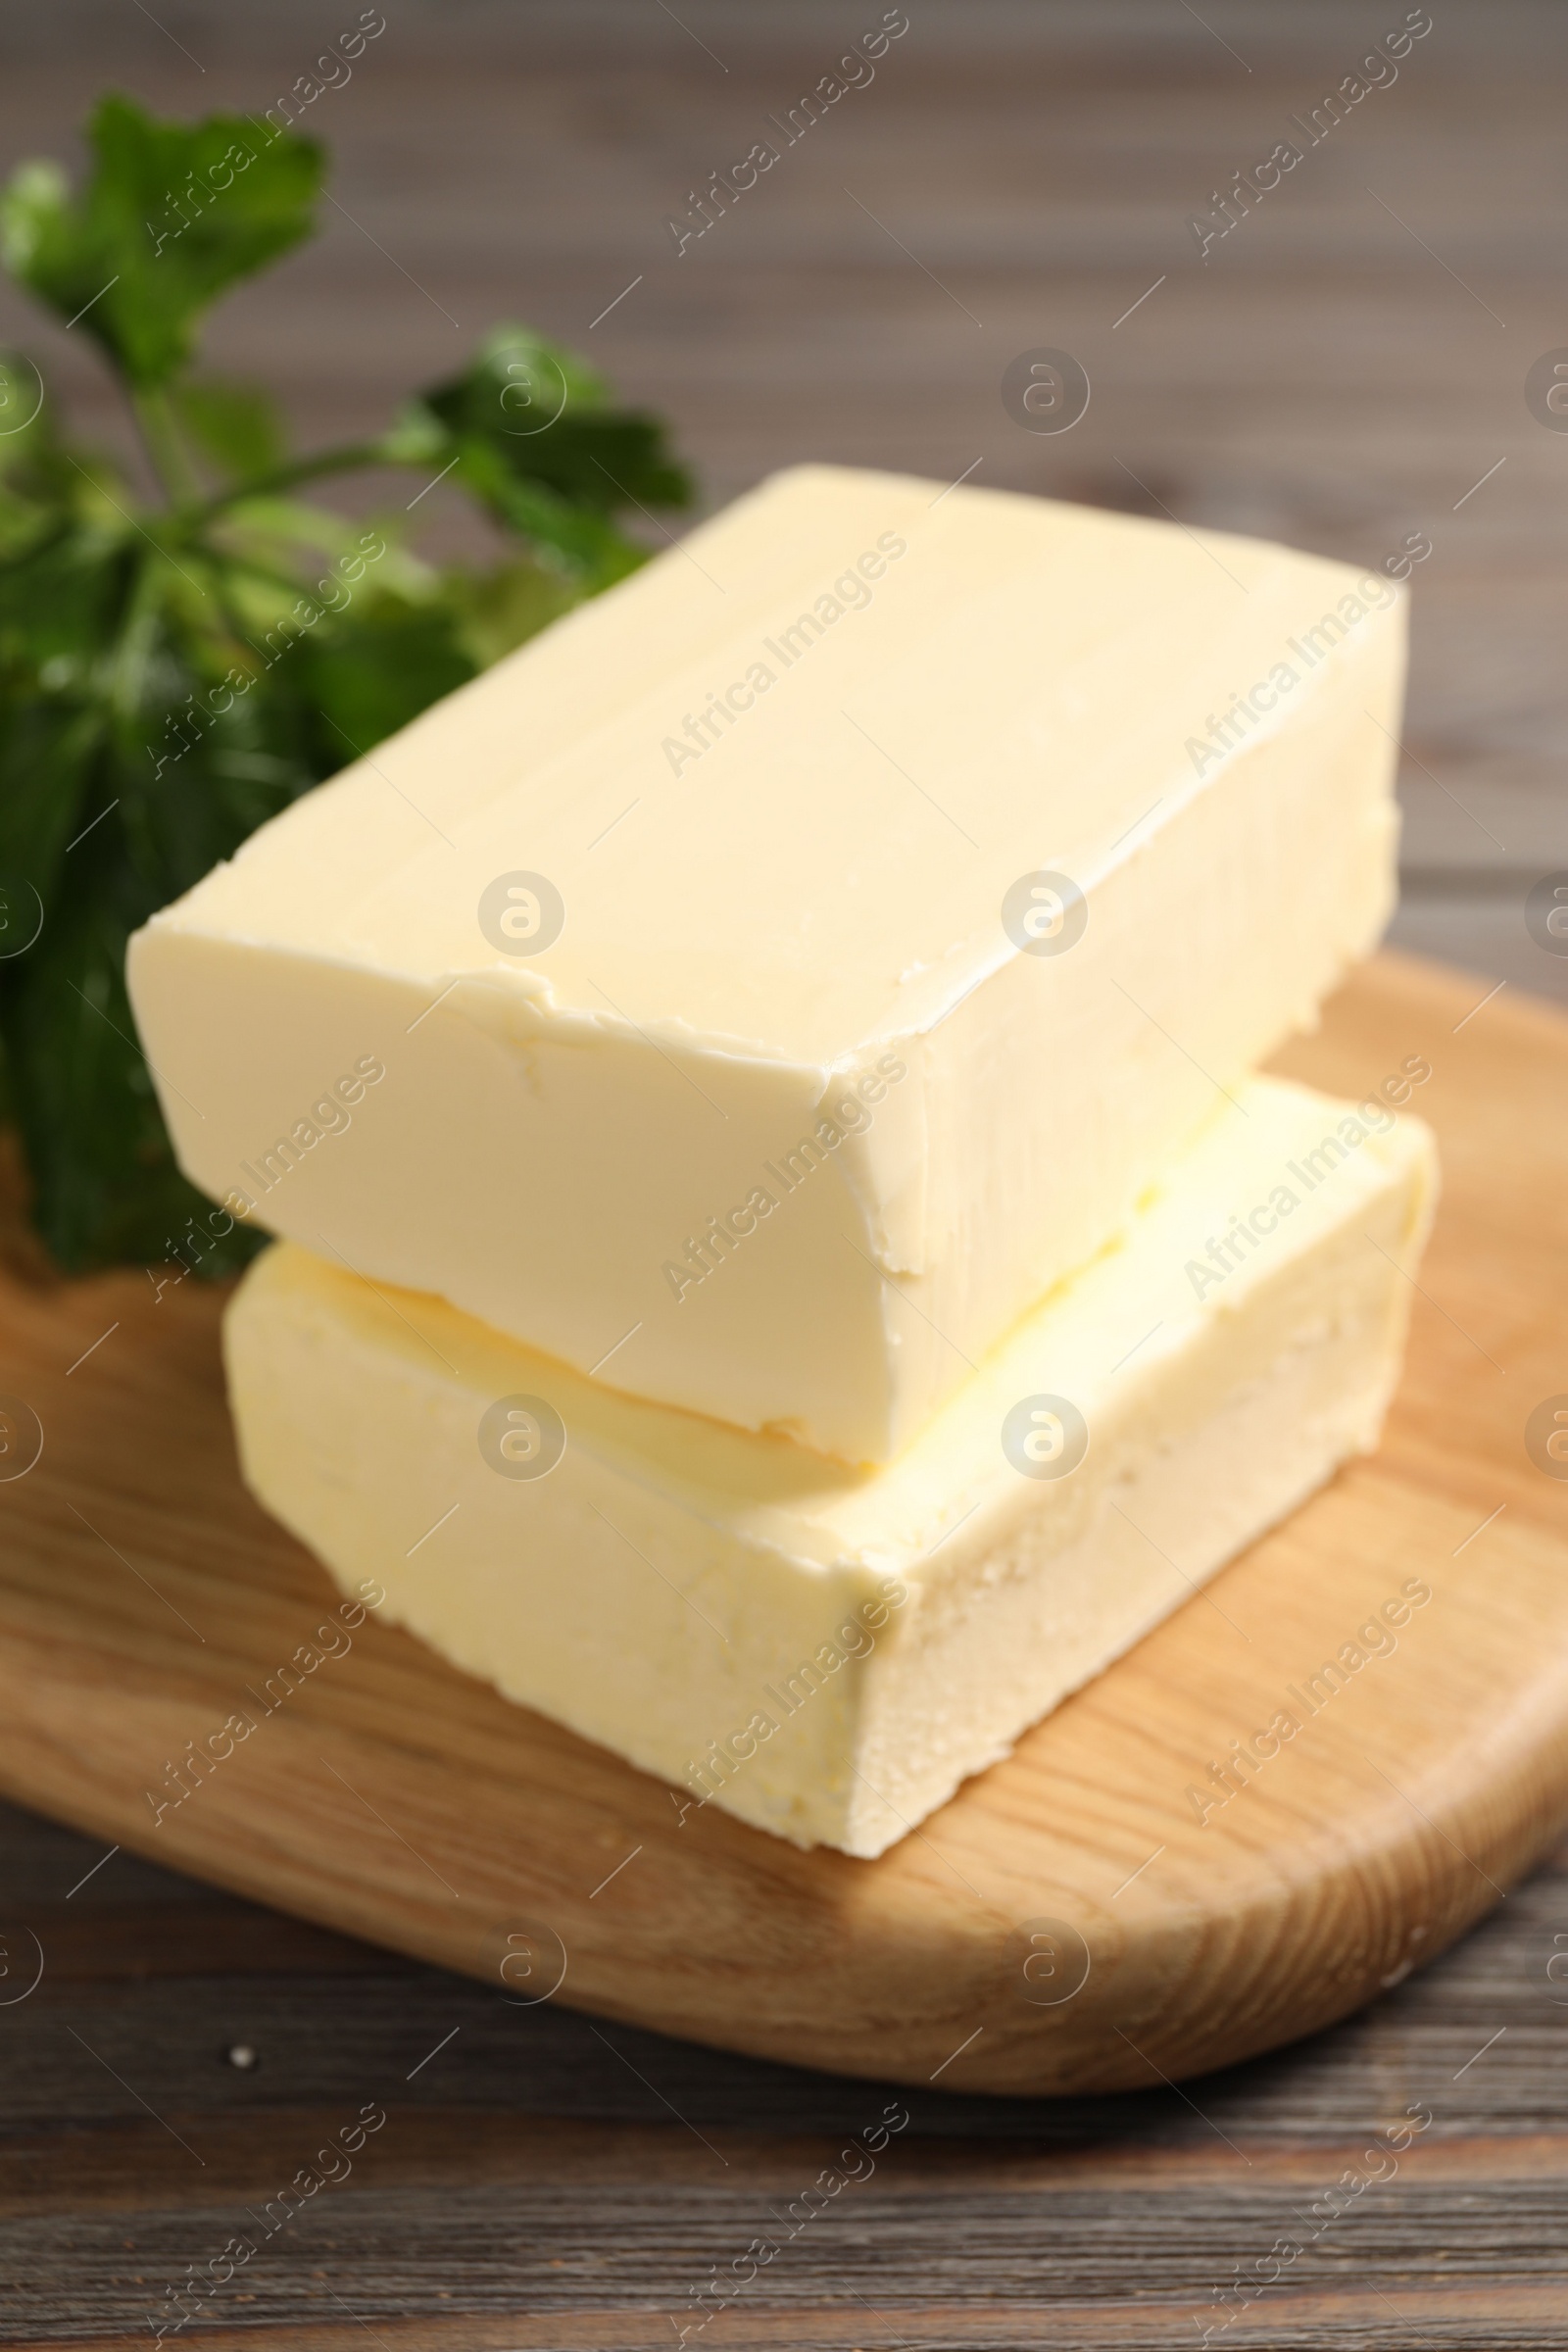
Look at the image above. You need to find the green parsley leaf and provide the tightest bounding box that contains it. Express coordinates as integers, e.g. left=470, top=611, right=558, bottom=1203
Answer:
left=0, top=94, right=322, bottom=391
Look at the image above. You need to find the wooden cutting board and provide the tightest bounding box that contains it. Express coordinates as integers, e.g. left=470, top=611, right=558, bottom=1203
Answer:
left=1, top=950, right=1565, bottom=2098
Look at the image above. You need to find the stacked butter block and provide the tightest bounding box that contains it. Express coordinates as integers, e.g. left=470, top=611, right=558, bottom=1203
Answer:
left=128, top=466, right=1438, bottom=1858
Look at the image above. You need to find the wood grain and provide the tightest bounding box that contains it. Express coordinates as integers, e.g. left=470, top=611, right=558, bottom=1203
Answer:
left=0, top=952, right=1563, bottom=2109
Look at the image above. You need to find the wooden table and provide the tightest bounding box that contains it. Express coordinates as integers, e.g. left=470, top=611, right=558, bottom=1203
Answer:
left=3, top=1786, right=1567, bottom=2349
left=3, top=4, right=1568, bottom=2342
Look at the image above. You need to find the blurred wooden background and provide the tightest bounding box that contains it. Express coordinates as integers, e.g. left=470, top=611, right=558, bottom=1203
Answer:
left=3, top=4, right=1568, bottom=2344
left=4, top=0, right=1565, bottom=997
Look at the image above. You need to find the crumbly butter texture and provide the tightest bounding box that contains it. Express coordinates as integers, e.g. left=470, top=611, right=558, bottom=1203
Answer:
left=224, top=1076, right=1437, bottom=1858
left=136, top=465, right=1405, bottom=1463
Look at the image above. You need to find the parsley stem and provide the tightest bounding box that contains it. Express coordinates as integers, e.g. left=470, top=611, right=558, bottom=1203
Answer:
left=176, top=439, right=401, bottom=531
left=130, top=388, right=203, bottom=508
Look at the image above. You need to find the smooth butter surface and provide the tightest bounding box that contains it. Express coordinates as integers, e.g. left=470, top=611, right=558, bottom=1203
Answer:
left=136, top=465, right=1405, bottom=1460
left=225, top=1077, right=1438, bottom=1857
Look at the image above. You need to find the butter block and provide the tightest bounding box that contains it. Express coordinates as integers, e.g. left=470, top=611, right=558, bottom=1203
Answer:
left=136, top=465, right=1406, bottom=1463
left=224, top=1077, right=1437, bottom=1858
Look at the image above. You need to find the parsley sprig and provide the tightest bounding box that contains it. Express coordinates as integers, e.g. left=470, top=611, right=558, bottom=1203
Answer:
left=0, top=93, right=690, bottom=1274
